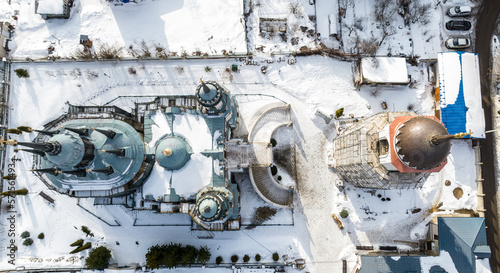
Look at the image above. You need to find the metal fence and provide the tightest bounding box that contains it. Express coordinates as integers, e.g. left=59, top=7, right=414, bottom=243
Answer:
left=0, top=59, right=11, bottom=203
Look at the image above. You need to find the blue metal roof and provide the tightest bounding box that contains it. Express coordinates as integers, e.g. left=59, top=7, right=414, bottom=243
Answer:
left=41, top=119, right=147, bottom=192
left=438, top=217, right=489, bottom=273
left=437, top=52, right=485, bottom=138
left=359, top=256, right=422, bottom=273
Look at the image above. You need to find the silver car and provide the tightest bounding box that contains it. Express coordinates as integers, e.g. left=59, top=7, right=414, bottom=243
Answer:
left=447, top=6, right=472, bottom=17
left=445, top=38, right=471, bottom=49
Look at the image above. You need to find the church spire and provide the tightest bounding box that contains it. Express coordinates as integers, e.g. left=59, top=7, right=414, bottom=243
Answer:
left=16, top=141, right=61, bottom=155
left=30, top=167, right=60, bottom=176
left=14, top=148, right=46, bottom=157
left=101, top=149, right=125, bottom=157
left=63, top=127, right=89, bottom=136
left=89, top=166, right=114, bottom=176
left=34, top=130, right=58, bottom=137
left=94, top=128, right=117, bottom=139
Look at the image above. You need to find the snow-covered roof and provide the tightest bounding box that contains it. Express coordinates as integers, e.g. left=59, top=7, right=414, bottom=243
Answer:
left=361, top=57, right=409, bottom=84
left=143, top=111, right=213, bottom=198
left=37, top=0, right=64, bottom=14
left=437, top=52, right=485, bottom=138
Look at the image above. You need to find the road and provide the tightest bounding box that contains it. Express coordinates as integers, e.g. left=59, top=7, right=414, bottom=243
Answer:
left=476, top=0, right=500, bottom=272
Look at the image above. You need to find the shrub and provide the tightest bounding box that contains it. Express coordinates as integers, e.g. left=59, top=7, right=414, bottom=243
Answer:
left=6, top=128, right=22, bottom=134
left=205, top=66, right=212, bottom=72
left=23, top=238, right=33, bottom=246
left=81, top=226, right=93, bottom=237
left=73, top=47, right=96, bottom=59
left=20, top=231, right=30, bottom=239
left=97, top=43, right=123, bottom=59
left=255, top=254, right=261, bottom=261
left=335, top=108, right=344, bottom=119
left=14, top=68, right=29, bottom=78
left=272, top=252, right=279, bottom=262
left=146, top=243, right=183, bottom=269
left=70, top=239, right=84, bottom=247
left=38, top=233, right=44, bottom=239
left=340, top=209, right=349, bottom=218
left=270, top=165, right=278, bottom=176
left=128, top=67, right=137, bottom=74
left=247, top=206, right=278, bottom=229
left=70, top=242, right=91, bottom=254
left=216, top=256, right=223, bottom=265
left=197, top=246, right=211, bottom=264
left=85, top=246, right=112, bottom=270
left=1, top=189, right=28, bottom=197
left=255, top=206, right=277, bottom=223
left=231, top=255, right=239, bottom=263
left=180, top=245, right=197, bottom=266
left=270, top=138, right=277, bottom=147
left=243, top=255, right=250, bottom=263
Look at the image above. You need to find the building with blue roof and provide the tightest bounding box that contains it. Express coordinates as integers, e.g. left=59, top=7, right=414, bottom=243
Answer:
left=359, top=217, right=490, bottom=273
left=438, top=217, right=490, bottom=273
left=12, top=79, right=295, bottom=231
left=435, top=52, right=485, bottom=139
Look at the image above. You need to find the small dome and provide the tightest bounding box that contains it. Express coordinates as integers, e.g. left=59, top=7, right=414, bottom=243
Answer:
left=198, top=198, right=219, bottom=219
left=155, top=135, right=192, bottom=170
left=196, top=191, right=229, bottom=222
left=196, top=81, right=222, bottom=107
left=46, top=133, right=85, bottom=169
left=395, top=117, right=451, bottom=170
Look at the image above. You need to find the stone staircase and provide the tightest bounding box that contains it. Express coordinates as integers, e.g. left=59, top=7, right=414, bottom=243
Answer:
left=249, top=166, right=293, bottom=208
left=245, top=104, right=293, bottom=208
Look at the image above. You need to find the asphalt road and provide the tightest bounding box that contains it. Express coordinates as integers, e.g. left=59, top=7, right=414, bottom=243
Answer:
left=476, top=0, right=500, bottom=272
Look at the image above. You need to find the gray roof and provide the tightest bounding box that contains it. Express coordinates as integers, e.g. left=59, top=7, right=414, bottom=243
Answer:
left=40, top=119, right=146, bottom=192
left=438, top=217, right=490, bottom=273
left=359, top=256, right=422, bottom=273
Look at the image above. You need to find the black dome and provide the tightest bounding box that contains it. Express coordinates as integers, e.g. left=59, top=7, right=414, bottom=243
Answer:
left=395, top=117, right=451, bottom=170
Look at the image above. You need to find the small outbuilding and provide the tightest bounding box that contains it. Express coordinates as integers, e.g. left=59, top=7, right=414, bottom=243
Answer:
left=35, top=0, right=72, bottom=19
left=355, top=57, right=410, bottom=87
left=0, top=22, right=12, bottom=58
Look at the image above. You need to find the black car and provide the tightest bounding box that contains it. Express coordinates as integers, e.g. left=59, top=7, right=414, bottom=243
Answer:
left=445, top=20, right=471, bottom=30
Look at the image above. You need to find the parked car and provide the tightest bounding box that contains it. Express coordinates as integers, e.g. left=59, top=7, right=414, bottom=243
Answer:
left=445, top=38, right=471, bottom=49
left=445, top=20, right=471, bottom=30
left=447, top=6, right=472, bottom=17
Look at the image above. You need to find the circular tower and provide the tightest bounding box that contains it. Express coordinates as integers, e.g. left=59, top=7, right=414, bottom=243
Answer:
left=195, top=81, right=228, bottom=115
left=195, top=191, right=230, bottom=222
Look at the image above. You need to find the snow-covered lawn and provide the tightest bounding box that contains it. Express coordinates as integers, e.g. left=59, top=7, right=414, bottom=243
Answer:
left=0, top=0, right=246, bottom=59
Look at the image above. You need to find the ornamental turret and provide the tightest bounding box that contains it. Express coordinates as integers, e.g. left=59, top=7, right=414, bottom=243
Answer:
left=196, top=80, right=229, bottom=115
left=9, top=131, right=95, bottom=169
left=195, top=191, right=230, bottom=222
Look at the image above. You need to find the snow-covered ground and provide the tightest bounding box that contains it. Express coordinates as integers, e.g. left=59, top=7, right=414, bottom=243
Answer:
left=0, top=0, right=490, bottom=272
left=1, top=0, right=246, bottom=59
left=2, top=55, right=483, bottom=272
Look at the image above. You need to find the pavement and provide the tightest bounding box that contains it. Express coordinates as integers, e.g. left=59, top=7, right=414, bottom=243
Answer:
left=475, top=0, right=500, bottom=272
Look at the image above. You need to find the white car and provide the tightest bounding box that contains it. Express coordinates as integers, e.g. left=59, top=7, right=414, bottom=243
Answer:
left=447, top=6, right=472, bottom=17
left=445, top=38, right=471, bottom=49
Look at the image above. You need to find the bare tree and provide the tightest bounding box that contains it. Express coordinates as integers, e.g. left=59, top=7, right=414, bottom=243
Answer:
left=289, top=1, right=303, bottom=17
left=374, top=0, right=395, bottom=24
left=339, top=0, right=354, bottom=18
left=139, top=40, right=151, bottom=58
left=353, top=35, right=379, bottom=55
left=407, top=2, right=432, bottom=25
left=73, top=47, right=96, bottom=60
left=97, top=43, right=123, bottom=60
